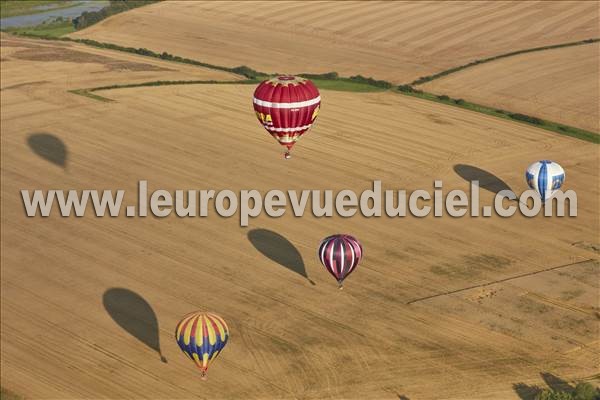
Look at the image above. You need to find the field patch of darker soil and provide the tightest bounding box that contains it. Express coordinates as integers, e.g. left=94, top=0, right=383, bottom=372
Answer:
left=11, top=45, right=172, bottom=72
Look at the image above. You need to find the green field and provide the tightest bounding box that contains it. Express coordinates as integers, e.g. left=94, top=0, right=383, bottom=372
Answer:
left=0, top=0, right=81, bottom=18
left=310, top=78, right=388, bottom=92
left=3, top=18, right=74, bottom=37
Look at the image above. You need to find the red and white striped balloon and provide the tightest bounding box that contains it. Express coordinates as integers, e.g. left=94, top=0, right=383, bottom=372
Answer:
left=318, top=234, right=363, bottom=289
left=253, top=76, right=321, bottom=159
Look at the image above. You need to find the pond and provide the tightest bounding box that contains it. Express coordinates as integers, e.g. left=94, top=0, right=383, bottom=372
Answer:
left=0, top=1, right=110, bottom=29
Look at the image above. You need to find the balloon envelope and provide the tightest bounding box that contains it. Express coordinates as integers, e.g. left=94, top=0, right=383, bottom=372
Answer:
left=175, top=312, right=229, bottom=378
left=253, top=76, right=320, bottom=158
left=318, top=234, right=363, bottom=288
left=525, top=160, right=565, bottom=202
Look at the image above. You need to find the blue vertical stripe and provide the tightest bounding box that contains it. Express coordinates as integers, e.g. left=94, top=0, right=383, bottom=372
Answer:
left=538, top=162, right=548, bottom=201
left=201, top=317, right=209, bottom=362
left=189, top=317, right=199, bottom=363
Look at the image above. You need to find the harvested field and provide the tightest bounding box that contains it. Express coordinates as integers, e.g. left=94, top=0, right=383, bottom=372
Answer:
left=9, top=46, right=170, bottom=71
left=1, top=33, right=599, bottom=398
left=421, top=43, right=600, bottom=132
left=68, top=1, right=600, bottom=84
left=0, top=34, right=240, bottom=93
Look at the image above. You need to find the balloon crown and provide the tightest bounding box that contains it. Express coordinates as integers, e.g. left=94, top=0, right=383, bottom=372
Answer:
left=266, top=75, right=307, bottom=86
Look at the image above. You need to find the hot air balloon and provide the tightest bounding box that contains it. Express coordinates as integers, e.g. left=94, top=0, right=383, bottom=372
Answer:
left=175, top=311, right=229, bottom=380
left=253, top=76, right=321, bottom=159
left=525, top=160, right=565, bottom=202
left=318, top=234, right=363, bottom=289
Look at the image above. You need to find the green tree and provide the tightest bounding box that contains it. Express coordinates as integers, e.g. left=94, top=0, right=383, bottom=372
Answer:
left=573, top=383, right=599, bottom=400
left=535, top=389, right=573, bottom=400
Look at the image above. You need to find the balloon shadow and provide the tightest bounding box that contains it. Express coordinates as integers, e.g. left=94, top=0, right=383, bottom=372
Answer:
left=513, top=382, right=541, bottom=400
left=27, top=133, right=67, bottom=168
left=454, top=164, right=512, bottom=194
left=103, top=288, right=167, bottom=363
left=540, top=372, right=573, bottom=392
left=513, top=373, right=576, bottom=399
left=248, top=229, right=315, bottom=285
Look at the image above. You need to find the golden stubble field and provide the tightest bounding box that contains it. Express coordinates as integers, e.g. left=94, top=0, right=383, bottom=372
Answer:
left=421, top=43, right=600, bottom=132
left=69, top=1, right=600, bottom=84
left=1, top=34, right=599, bottom=399
left=0, top=33, right=240, bottom=89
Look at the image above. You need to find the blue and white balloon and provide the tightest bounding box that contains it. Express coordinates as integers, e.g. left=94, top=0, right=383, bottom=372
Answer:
left=525, top=160, right=565, bottom=202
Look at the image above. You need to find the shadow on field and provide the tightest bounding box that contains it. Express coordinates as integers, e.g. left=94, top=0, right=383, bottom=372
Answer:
left=27, top=133, right=67, bottom=168
left=513, top=382, right=542, bottom=400
left=540, top=372, right=574, bottom=392
left=513, top=372, right=579, bottom=399
left=103, top=288, right=167, bottom=363
left=248, top=229, right=315, bottom=285
left=453, top=164, right=512, bottom=194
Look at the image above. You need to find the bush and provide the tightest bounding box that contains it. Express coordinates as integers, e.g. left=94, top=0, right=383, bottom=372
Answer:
left=397, top=84, right=414, bottom=92
left=437, top=95, right=450, bottom=101
left=532, top=382, right=598, bottom=400
left=535, top=389, right=574, bottom=400
left=298, top=72, right=339, bottom=80
left=573, top=383, right=599, bottom=400
left=348, top=75, right=393, bottom=89
left=509, top=113, right=543, bottom=125
left=454, top=98, right=465, bottom=105
left=73, top=1, right=158, bottom=30
left=412, top=75, right=433, bottom=85
left=397, top=85, right=423, bottom=94
left=230, top=65, right=262, bottom=79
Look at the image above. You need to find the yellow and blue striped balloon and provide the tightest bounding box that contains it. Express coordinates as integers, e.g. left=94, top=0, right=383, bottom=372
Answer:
left=175, top=312, right=229, bottom=379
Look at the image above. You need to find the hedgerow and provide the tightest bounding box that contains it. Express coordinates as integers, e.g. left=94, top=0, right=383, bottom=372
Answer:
left=73, top=1, right=159, bottom=30
left=411, top=38, right=600, bottom=85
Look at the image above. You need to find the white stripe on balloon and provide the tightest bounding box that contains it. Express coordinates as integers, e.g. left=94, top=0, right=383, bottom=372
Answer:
left=253, top=96, right=321, bottom=109
left=264, top=124, right=312, bottom=132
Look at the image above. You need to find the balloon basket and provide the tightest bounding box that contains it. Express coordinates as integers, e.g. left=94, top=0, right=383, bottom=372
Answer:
left=200, top=370, right=207, bottom=381
left=284, top=151, right=291, bottom=159
left=338, top=283, right=344, bottom=290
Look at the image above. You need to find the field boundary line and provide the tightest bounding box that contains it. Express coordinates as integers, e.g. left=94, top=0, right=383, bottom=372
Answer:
left=395, top=89, right=600, bottom=143
left=410, top=38, right=600, bottom=86
left=5, top=32, right=597, bottom=141
left=406, top=258, right=598, bottom=305
left=67, top=80, right=259, bottom=102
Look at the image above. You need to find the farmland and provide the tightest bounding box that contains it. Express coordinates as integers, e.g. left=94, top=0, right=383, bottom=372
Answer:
left=69, top=1, right=599, bottom=83
left=1, top=2, right=599, bottom=399
left=421, top=43, right=600, bottom=132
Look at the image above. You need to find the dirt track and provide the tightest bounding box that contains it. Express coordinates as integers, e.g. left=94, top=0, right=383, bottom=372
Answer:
left=422, top=43, right=600, bottom=132
left=1, top=34, right=599, bottom=399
